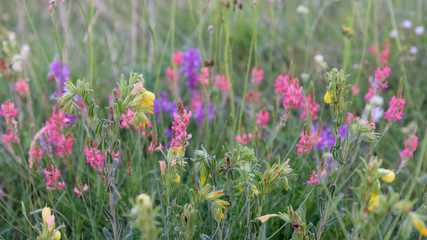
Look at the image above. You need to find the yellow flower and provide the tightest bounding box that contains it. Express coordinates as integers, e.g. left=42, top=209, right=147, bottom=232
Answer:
left=368, top=192, right=379, bottom=211
left=217, top=200, right=230, bottom=206
left=258, top=214, right=278, bottom=223
left=378, top=168, right=395, bottom=183
left=42, top=207, right=51, bottom=223
left=220, top=209, right=224, bottom=219
left=201, top=172, right=207, bottom=186
left=324, top=90, right=332, bottom=104
left=174, top=173, right=181, bottom=183
left=410, top=213, right=427, bottom=236
left=53, top=231, right=61, bottom=240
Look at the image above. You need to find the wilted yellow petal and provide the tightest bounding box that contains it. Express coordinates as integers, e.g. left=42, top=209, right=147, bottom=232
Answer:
left=258, top=214, right=278, bottom=223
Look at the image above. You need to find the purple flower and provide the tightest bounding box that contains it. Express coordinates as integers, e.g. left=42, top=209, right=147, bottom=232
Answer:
left=192, top=102, right=218, bottom=125
left=153, top=92, right=177, bottom=120
left=180, top=49, right=201, bottom=90
left=48, top=61, right=70, bottom=100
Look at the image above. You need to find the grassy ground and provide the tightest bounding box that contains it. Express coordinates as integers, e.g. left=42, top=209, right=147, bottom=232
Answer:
left=1, top=0, right=427, bottom=239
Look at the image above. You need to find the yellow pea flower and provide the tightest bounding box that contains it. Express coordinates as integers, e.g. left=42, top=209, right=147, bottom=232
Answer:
left=324, top=91, right=332, bottom=104
left=42, top=207, right=51, bottom=223
left=258, top=214, right=278, bottom=223
left=368, top=192, right=379, bottom=211
left=410, top=213, right=427, bottom=236
left=378, top=168, right=395, bottom=183
left=53, top=231, right=61, bottom=240
left=174, top=173, right=181, bottom=183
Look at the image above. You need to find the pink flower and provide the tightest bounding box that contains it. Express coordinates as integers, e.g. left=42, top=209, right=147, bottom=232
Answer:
left=55, top=133, right=73, bottom=157
left=198, top=67, right=210, bottom=86
left=3, top=131, right=18, bottom=145
left=120, top=109, right=135, bottom=128
left=351, top=86, right=360, bottom=96
left=14, top=79, right=29, bottom=96
left=256, top=110, right=270, bottom=126
left=384, top=95, right=406, bottom=121
left=282, top=77, right=303, bottom=110
left=300, top=94, right=320, bottom=120
left=296, top=129, right=315, bottom=155
left=245, top=91, right=261, bottom=102
left=159, top=161, right=166, bottom=175
left=400, top=133, right=418, bottom=168
left=235, top=132, right=252, bottom=145
left=307, top=171, right=320, bottom=185
left=43, top=165, right=64, bottom=190
left=172, top=51, right=183, bottom=66
left=108, top=87, right=120, bottom=105
left=274, top=74, right=289, bottom=95
left=28, top=145, right=44, bottom=160
left=251, top=68, right=264, bottom=84
left=166, top=68, right=179, bottom=84
left=149, top=141, right=164, bottom=152
left=171, top=102, right=192, bottom=150
left=84, top=145, right=105, bottom=174
left=374, top=66, right=391, bottom=89
left=213, top=74, right=229, bottom=92
left=0, top=100, right=19, bottom=119
left=73, top=184, right=89, bottom=197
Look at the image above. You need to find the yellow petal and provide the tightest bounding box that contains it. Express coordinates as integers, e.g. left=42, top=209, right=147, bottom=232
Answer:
left=412, top=217, right=427, bottom=236
left=54, top=231, right=61, bottom=240
left=144, top=91, right=156, bottom=102
left=42, top=207, right=51, bottom=223
left=368, top=192, right=379, bottom=211
left=174, top=174, right=181, bottom=183
left=324, top=90, right=332, bottom=104
left=379, top=169, right=395, bottom=183
left=258, top=214, right=278, bottom=223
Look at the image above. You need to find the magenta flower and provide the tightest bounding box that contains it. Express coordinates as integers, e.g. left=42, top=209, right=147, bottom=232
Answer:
left=171, top=102, right=192, bottom=149
left=149, top=141, right=164, bottom=152
left=43, top=164, right=66, bottom=190
left=166, top=67, right=179, bottom=84
left=28, top=145, right=44, bottom=160
left=307, top=171, right=320, bottom=185
left=282, top=77, right=303, bottom=110
left=0, top=100, right=18, bottom=120
left=172, top=51, right=183, bottom=66
left=198, top=67, right=210, bottom=86
left=120, top=109, right=135, bottom=128
left=274, top=74, right=288, bottom=96
left=84, top=145, right=105, bottom=174
left=256, top=110, right=270, bottom=126
left=251, top=67, right=264, bottom=84
left=400, top=133, right=418, bottom=168
left=300, top=94, right=320, bottom=120
left=55, top=133, right=73, bottom=158
left=235, top=131, right=252, bottom=145
left=214, top=74, right=229, bottom=92
left=384, top=95, right=406, bottom=121
left=73, top=184, right=89, bottom=197
left=14, top=78, right=29, bottom=96
left=296, top=129, right=315, bottom=155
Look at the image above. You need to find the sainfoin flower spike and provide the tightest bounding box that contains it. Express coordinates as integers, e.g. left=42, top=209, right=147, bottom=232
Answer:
left=307, top=171, right=320, bottom=185
left=171, top=100, right=192, bottom=150
left=43, top=164, right=66, bottom=190
left=300, top=94, right=320, bottom=120
left=296, top=129, right=315, bottom=155
left=384, top=95, right=405, bottom=122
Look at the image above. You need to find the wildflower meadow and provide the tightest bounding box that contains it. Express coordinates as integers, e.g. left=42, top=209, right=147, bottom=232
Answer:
left=2, top=0, right=427, bottom=239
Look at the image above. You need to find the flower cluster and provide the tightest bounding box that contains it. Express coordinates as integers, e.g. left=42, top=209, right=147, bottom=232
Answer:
left=306, top=171, right=320, bottom=185
left=48, top=61, right=70, bottom=100
left=180, top=48, right=201, bottom=89
left=251, top=67, right=264, bottom=84
left=43, top=164, right=66, bottom=190
left=235, top=130, right=253, bottom=145
left=300, top=94, right=320, bottom=120
left=384, top=95, right=406, bottom=122
left=73, top=184, right=89, bottom=197
left=14, top=78, right=29, bottom=96
left=282, top=76, right=303, bottom=110
left=213, top=74, right=229, bottom=92
left=84, top=145, right=105, bottom=174
left=40, top=111, right=74, bottom=157
left=296, top=129, right=315, bottom=155
left=365, top=66, right=391, bottom=101
left=171, top=100, right=192, bottom=150
left=1, top=100, right=19, bottom=145
left=399, top=133, right=419, bottom=168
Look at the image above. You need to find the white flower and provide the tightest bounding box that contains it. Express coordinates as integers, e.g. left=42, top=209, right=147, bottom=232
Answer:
left=370, top=95, right=384, bottom=107
left=20, top=44, right=30, bottom=59
left=402, top=20, right=412, bottom=29
left=296, top=5, right=309, bottom=14
left=390, top=29, right=398, bottom=39
left=12, top=54, right=23, bottom=72
left=314, top=54, right=327, bottom=69
left=410, top=46, right=418, bottom=54
left=415, top=26, right=424, bottom=35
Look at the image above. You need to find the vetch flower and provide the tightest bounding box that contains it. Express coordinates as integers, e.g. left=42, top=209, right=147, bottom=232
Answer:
left=378, top=168, right=395, bottom=183
left=324, top=91, right=332, bottom=104
left=42, top=207, right=51, bottom=223
left=258, top=214, right=278, bottom=223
